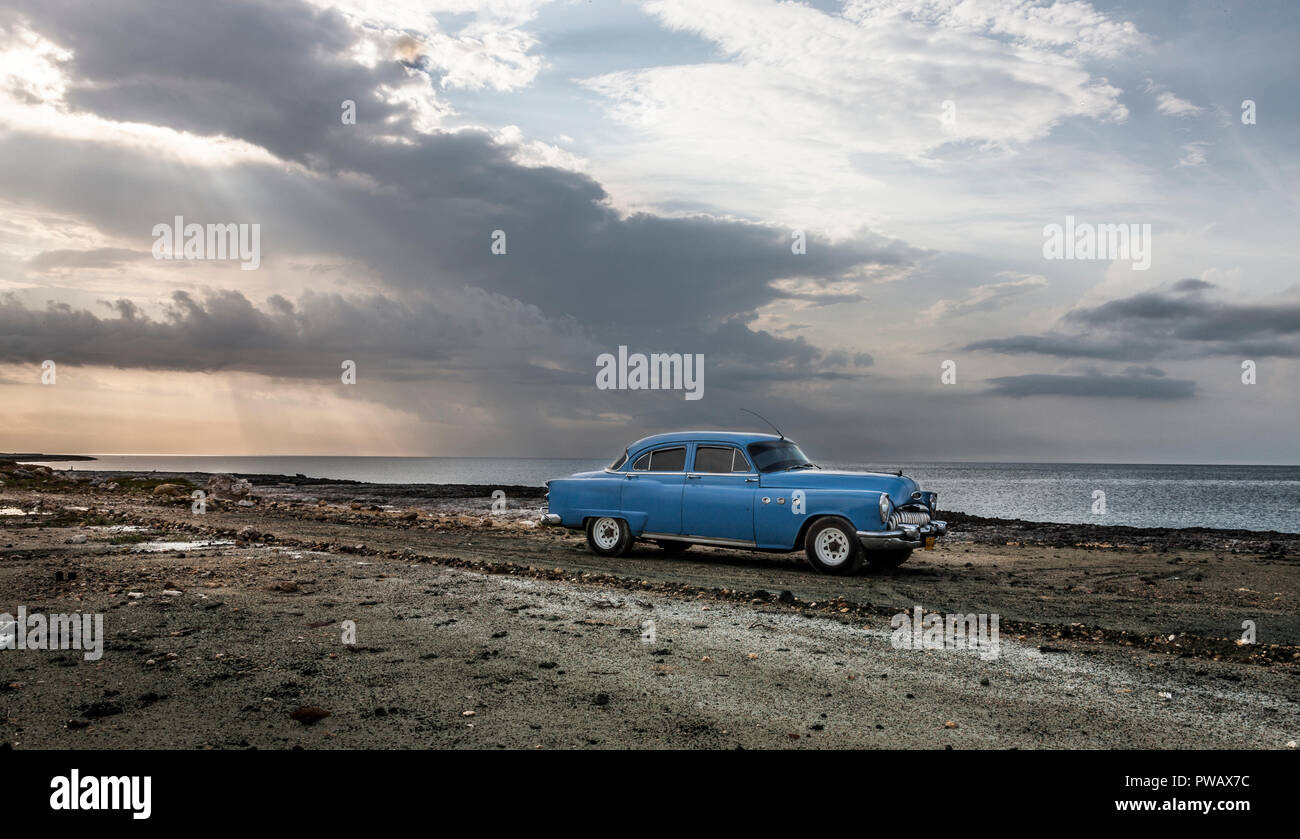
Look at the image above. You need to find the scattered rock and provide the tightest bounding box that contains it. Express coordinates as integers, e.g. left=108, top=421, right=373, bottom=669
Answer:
left=289, top=705, right=330, bottom=725
left=80, top=700, right=124, bottom=718
left=207, top=474, right=254, bottom=500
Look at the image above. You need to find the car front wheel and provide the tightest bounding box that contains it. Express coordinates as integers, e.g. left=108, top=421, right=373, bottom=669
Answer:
left=804, top=517, right=863, bottom=575
left=586, top=516, right=632, bottom=557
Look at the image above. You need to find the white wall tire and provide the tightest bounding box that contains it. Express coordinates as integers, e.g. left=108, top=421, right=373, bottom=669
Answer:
left=586, top=517, right=632, bottom=557
left=804, top=517, right=863, bottom=575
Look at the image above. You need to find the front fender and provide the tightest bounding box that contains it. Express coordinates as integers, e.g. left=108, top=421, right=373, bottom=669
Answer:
left=754, top=489, right=888, bottom=549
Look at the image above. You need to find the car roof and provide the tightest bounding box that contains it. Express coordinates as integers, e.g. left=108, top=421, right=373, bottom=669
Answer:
left=626, top=430, right=785, bottom=452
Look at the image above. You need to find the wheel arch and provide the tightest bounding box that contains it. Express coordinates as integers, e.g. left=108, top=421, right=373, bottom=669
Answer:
left=794, top=512, right=857, bottom=551
left=581, top=512, right=647, bottom=535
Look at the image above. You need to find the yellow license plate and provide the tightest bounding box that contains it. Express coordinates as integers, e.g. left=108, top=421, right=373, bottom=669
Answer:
left=924, top=536, right=936, bottom=551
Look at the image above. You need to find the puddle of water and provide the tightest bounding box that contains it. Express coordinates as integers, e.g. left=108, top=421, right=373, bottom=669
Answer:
left=131, top=539, right=233, bottom=553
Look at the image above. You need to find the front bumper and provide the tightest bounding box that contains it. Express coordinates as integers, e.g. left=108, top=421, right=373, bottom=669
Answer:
left=857, top=520, right=947, bottom=550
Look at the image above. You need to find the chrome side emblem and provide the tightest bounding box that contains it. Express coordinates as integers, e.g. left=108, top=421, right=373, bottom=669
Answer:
left=777, top=497, right=786, bottom=505
left=761, top=497, right=771, bottom=504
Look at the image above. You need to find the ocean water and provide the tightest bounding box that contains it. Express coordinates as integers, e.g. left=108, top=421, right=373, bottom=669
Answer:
left=34, top=456, right=1300, bottom=534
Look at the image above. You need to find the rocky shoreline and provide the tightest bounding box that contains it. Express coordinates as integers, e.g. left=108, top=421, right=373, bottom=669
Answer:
left=2, top=461, right=1297, bottom=749
left=14, top=463, right=1300, bottom=552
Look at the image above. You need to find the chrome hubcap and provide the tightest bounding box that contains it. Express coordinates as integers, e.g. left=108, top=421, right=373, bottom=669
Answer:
left=815, top=529, right=850, bottom=566
left=593, top=517, right=621, bottom=550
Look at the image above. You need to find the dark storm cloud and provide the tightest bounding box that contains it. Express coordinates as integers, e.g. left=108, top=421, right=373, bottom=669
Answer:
left=0, top=290, right=862, bottom=389
left=4, top=0, right=418, bottom=167
left=985, top=371, right=1196, bottom=400
left=964, top=333, right=1158, bottom=360
left=2, top=0, right=922, bottom=362
left=0, top=289, right=473, bottom=376
left=966, top=281, right=1300, bottom=360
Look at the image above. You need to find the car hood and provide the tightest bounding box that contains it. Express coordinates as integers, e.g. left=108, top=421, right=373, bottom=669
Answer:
left=760, top=469, right=919, bottom=504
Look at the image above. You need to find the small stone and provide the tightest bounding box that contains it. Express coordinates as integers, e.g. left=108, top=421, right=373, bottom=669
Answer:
left=290, top=705, right=330, bottom=725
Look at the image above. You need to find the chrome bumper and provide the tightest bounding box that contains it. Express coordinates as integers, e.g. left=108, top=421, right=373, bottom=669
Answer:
left=856, top=520, right=947, bottom=549
left=540, top=513, right=561, bottom=526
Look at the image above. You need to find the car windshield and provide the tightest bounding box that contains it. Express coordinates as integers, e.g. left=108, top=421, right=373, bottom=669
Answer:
left=609, top=451, right=627, bottom=470
left=746, top=440, right=813, bottom=473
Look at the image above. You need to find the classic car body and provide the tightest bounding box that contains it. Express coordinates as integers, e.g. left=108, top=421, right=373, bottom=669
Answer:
left=541, top=431, right=946, bottom=574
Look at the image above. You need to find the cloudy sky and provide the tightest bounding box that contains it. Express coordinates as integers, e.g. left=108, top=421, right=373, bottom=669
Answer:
left=0, top=0, right=1296, bottom=463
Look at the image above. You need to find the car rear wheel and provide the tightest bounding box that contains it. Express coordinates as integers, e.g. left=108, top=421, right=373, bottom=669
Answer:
left=586, top=516, right=632, bottom=557
left=654, top=540, right=692, bottom=554
left=804, top=517, right=863, bottom=575
left=866, top=549, right=912, bottom=569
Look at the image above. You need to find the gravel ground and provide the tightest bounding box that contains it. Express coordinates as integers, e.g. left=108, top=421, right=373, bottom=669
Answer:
left=1, top=467, right=1297, bottom=749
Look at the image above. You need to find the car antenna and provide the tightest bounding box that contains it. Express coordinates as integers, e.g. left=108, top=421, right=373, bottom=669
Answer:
left=741, top=408, right=784, bottom=440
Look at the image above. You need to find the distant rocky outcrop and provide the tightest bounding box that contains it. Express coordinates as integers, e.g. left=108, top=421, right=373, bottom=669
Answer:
left=205, top=474, right=255, bottom=501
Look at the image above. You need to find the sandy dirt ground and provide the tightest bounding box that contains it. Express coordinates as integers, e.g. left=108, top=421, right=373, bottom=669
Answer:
left=1, top=467, right=1297, bottom=749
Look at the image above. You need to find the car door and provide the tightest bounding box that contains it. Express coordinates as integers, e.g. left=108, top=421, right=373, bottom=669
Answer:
left=621, top=445, right=687, bottom=535
left=682, top=445, right=757, bottom=543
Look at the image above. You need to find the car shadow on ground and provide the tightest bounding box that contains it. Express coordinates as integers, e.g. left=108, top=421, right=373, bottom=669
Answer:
left=617, top=542, right=938, bottom=578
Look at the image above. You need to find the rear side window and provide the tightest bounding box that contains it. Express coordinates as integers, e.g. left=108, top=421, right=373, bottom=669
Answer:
left=632, top=447, right=685, bottom=471
left=694, top=446, right=734, bottom=473
left=649, top=447, right=686, bottom=471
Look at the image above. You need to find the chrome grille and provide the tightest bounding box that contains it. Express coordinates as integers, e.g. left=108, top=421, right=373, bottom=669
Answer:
left=891, top=509, right=931, bottom=526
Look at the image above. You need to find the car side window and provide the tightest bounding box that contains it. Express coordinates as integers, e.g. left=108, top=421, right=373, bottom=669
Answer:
left=648, top=447, right=686, bottom=472
left=693, top=446, right=734, bottom=473
left=731, top=448, right=752, bottom=472
left=631, top=452, right=651, bottom=471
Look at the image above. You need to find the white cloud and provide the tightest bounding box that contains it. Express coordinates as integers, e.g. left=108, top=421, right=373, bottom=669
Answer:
left=1155, top=91, right=1202, bottom=117
left=1178, top=141, right=1209, bottom=167
left=307, top=0, right=553, bottom=92
left=843, top=0, right=1147, bottom=58
left=581, top=0, right=1144, bottom=236
left=920, top=271, right=1046, bottom=321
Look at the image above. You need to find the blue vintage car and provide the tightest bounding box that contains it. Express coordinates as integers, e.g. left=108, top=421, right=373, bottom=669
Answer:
left=541, top=431, right=945, bottom=574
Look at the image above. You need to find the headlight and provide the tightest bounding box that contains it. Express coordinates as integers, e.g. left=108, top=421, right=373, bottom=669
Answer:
left=878, top=493, right=893, bottom=524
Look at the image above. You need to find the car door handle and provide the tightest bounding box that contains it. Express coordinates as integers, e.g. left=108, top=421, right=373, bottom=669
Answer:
left=686, top=473, right=701, bottom=479
left=626, top=473, right=638, bottom=479
left=745, top=477, right=759, bottom=482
